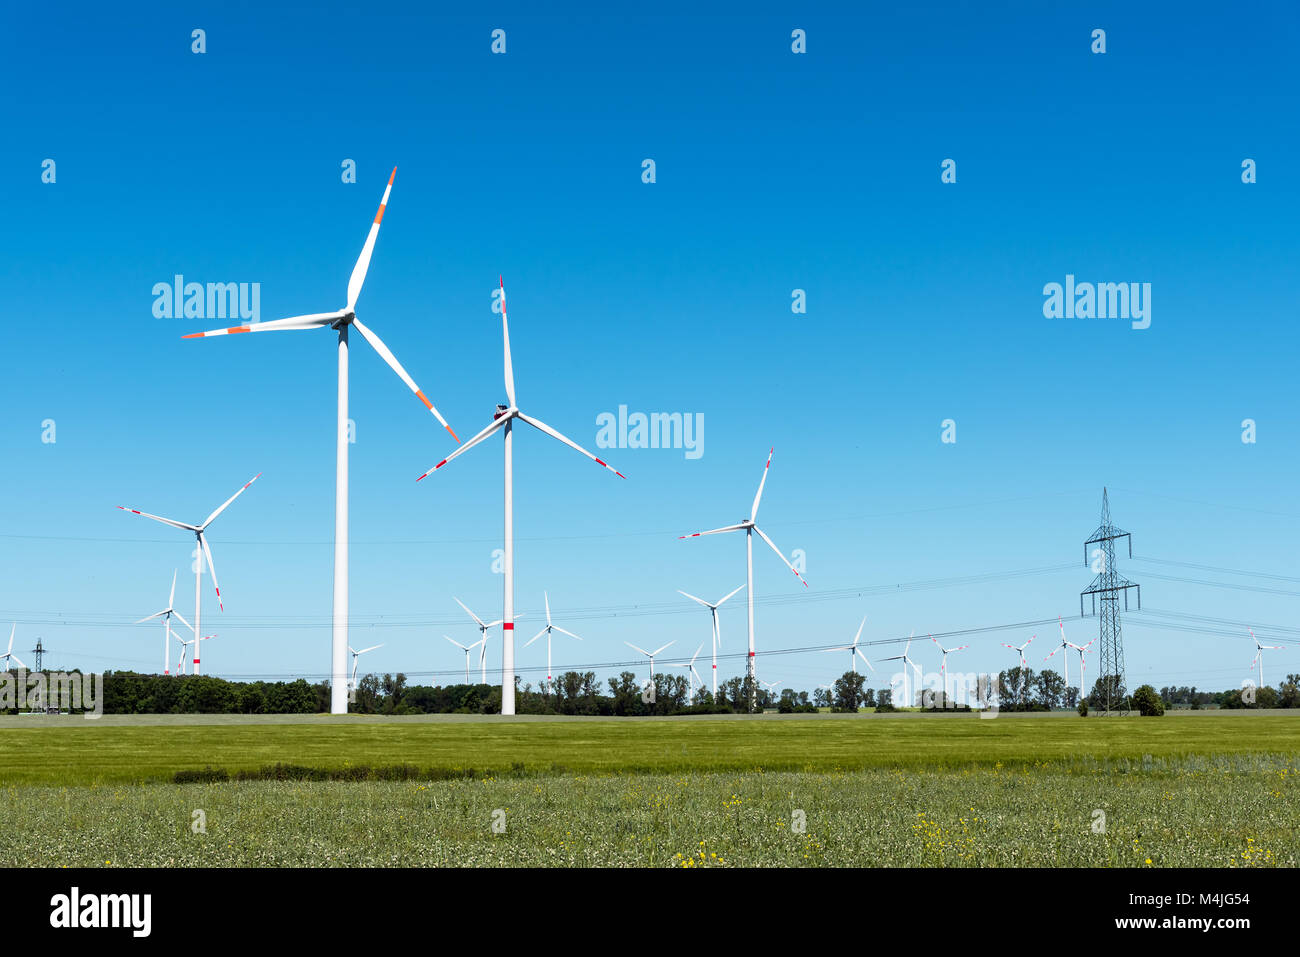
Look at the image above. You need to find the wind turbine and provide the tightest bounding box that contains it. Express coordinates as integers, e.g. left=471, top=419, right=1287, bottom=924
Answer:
left=677, top=584, right=745, bottom=694
left=1248, top=629, right=1284, bottom=689
left=444, top=635, right=486, bottom=684
left=524, top=592, right=582, bottom=684
left=349, top=643, right=384, bottom=688
left=454, top=598, right=520, bottom=685
left=625, top=640, right=675, bottom=679
left=880, top=633, right=921, bottom=708
left=678, top=448, right=808, bottom=710
left=1043, top=618, right=1083, bottom=688
left=176, top=634, right=216, bottom=676
left=135, top=570, right=194, bottom=675
left=2, top=625, right=26, bottom=670
left=673, top=643, right=706, bottom=692
left=823, top=616, right=874, bottom=675
left=1001, top=634, right=1036, bottom=671
left=930, top=634, right=968, bottom=688
left=118, top=473, right=260, bottom=676
left=418, top=279, right=625, bottom=715
left=183, top=170, right=458, bottom=715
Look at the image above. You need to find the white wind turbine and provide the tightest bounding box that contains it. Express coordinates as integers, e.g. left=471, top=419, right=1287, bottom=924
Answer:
left=930, top=633, right=969, bottom=692
left=444, top=635, right=486, bottom=684
left=135, top=570, right=193, bottom=675
left=673, top=643, right=706, bottom=692
left=1043, top=618, right=1084, bottom=688
left=2, top=625, right=27, bottom=670
left=184, top=169, right=458, bottom=715
left=823, top=616, right=874, bottom=675
left=880, top=633, right=922, bottom=708
left=176, top=634, right=216, bottom=676
left=1001, top=634, right=1036, bottom=671
left=349, top=643, right=384, bottom=688
left=454, top=598, right=520, bottom=686
left=118, top=473, right=260, bottom=676
left=524, top=592, right=582, bottom=684
left=418, top=279, right=625, bottom=715
left=677, top=584, right=745, bottom=695
left=679, top=448, right=808, bottom=709
left=1248, top=629, right=1285, bottom=689
left=625, top=640, right=675, bottom=679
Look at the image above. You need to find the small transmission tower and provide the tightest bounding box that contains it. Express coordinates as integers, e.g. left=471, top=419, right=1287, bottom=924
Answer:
left=1081, top=489, right=1139, bottom=715
left=30, top=636, right=46, bottom=672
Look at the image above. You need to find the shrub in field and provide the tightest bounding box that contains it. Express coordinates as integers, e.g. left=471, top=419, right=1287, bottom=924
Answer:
left=1132, top=685, right=1165, bottom=717
left=1078, top=699, right=1089, bottom=717
left=173, top=767, right=229, bottom=783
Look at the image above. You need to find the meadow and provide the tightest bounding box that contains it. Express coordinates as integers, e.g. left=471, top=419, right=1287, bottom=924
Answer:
left=1, top=712, right=1295, bottom=867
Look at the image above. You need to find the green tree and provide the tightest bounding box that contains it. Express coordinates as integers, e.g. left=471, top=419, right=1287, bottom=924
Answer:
left=832, top=671, right=867, bottom=712
left=1131, top=684, right=1165, bottom=716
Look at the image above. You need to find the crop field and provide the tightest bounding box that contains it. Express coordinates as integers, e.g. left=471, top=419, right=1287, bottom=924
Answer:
left=1, top=712, right=1296, bottom=867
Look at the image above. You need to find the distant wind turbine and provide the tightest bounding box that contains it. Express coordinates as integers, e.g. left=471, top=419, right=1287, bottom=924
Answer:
left=2, top=625, right=27, bottom=670
left=524, top=592, right=582, bottom=684
left=1249, top=629, right=1285, bottom=689
left=118, top=473, right=260, bottom=676
left=824, top=616, right=874, bottom=675
left=880, top=633, right=922, bottom=708
left=1001, top=634, right=1036, bottom=671
left=418, top=279, right=625, bottom=716
left=625, top=640, right=675, bottom=679
left=678, top=448, right=807, bottom=709
left=673, top=643, right=706, bottom=692
left=349, top=643, right=384, bottom=688
left=135, top=570, right=193, bottom=675
left=677, top=584, right=745, bottom=695
left=454, top=598, right=520, bottom=686
left=444, top=635, right=486, bottom=684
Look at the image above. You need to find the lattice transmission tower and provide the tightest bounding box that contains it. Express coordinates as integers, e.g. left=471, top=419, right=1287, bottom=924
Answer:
left=1080, top=489, right=1140, bottom=715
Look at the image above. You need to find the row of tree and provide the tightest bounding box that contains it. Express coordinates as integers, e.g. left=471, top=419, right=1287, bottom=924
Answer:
left=6, top=668, right=1297, bottom=715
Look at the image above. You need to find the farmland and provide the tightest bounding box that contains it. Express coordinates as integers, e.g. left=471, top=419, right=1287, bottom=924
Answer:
left=1, top=712, right=1296, bottom=867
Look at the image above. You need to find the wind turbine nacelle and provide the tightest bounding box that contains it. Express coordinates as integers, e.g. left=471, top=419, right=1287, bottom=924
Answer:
left=493, top=404, right=510, bottom=420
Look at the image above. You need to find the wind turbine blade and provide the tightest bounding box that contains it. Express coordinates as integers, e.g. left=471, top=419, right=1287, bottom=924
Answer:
left=116, top=507, right=198, bottom=532
left=202, top=472, right=262, bottom=528
left=544, top=591, right=552, bottom=627
left=443, top=635, right=468, bottom=651
left=169, top=569, right=177, bottom=608
left=525, top=628, right=549, bottom=647
left=357, top=643, right=384, bottom=655
left=6, top=624, right=13, bottom=655
left=172, top=611, right=193, bottom=633
left=182, top=312, right=339, bottom=339
left=346, top=168, right=395, bottom=311
left=199, top=534, right=223, bottom=611
left=650, top=641, right=676, bottom=658
left=499, top=277, right=516, bottom=407
left=750, top=447, right=773, bottom=521
left=453, top=598, right=488, bottom=630
left=624, top=641, right=651, bottom=658
left=852, top=616, right=867, bottom=647
left=679, top=524, right=747, bottom=540
left=856, top=649, right=875, bottom=672
left=417, top=415, right=509, bottom=481
left=753, top=526, right=808, bottom=587
left=677, top=590, right=712, bottom=607
left=552, top=626, right=582, bottom=641
left=10, top=654, right=27, bottom=670
left=135, top=611, right=167, bottom=624
left=516, top=412, right=626, bottom=479
left=716, top=583, right=747, bottom=606
left=351, top=317, right=459, bottom=441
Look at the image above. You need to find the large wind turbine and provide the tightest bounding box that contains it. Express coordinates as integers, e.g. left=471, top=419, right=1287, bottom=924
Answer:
left=676, top=584, right=745, bottom=694
left=118, top=473, right=260, bottom=676
left=524, top=592, right=582, bottom=684
left=2, top=625, right=26, bottom=670
left=1248, top=629, right=1284, bottom=689
left=135, top=570, right=193, bottom=675
left=444, top=635, right=486, bottom=684
left=183, top=170, right=458, bottom=715
left=679, top=448, right=807, bottom=710
left=824, top=616, right=874, bottom=675
left=418, top=279, right=625, bottom=715
left=880, top=633, right=921, bottom=708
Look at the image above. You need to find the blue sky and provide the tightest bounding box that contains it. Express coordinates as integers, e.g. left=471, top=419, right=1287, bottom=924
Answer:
left=2, top=1, right=1297, bottom=695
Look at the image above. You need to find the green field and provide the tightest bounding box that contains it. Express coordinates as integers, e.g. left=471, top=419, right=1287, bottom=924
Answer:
left=2, top=712, right=1296, bottom=867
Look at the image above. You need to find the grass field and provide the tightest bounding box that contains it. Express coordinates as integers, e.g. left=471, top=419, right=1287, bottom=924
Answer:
left=2, top=712, right=1296, bottom=867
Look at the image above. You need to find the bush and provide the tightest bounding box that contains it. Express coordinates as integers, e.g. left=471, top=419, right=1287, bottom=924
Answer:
left=1077, top=699, right=1089, bottom=717
left=1132, top=684, right=1165, bottom=716
left=173, top=766, right=229, bottom=783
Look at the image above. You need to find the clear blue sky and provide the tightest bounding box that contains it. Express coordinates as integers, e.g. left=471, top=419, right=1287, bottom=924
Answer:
left=2, top=1, right=1297, bottom=695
